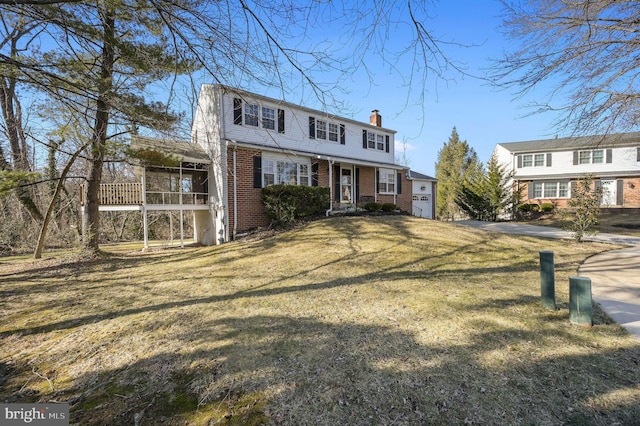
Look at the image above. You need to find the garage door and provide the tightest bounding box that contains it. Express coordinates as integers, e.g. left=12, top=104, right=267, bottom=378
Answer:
left=412, top=195, right=432, bottom=219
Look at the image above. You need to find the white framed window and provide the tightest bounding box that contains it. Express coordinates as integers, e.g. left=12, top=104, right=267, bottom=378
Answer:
left=262, top=156, right=311, bottom=187
left=316, top=120, right=327, bottom=139
left=310, top=116, right=342, bottom=142
left=519, top=153, right=548, bottom=168
left=543, top=183, right=557, bottom=198
left=366, top=131, right=387, bottom=151
left=533, top=182, right=543, bottom=198
left=328, top=123, right=338, bottom=142
left=558, top=182, right=569, bottom=197
left=263, top=159, right=275, bottom=186
left=378, top=169, right=395, bottom=193
left=367, top=132, right=376, bottom=149
left=299, top=164, right=310, bottom=186
left=245, top=104, right=259, bottom=127
left=531, top=181, right=570, bottom=198
left=579, top=151, right=591, bottom=164
left=262, top=107, right=275, bottom=130
left=592, top=149, right=604, bottom=164
left=534, top=154, right=545, bottom=167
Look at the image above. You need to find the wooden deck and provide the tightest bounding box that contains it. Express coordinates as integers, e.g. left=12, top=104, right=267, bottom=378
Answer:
left=81, top=183, right=207, bottom=207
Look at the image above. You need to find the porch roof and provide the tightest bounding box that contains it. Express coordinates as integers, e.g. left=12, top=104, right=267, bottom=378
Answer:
left=130, top=135, right=211, bottom=164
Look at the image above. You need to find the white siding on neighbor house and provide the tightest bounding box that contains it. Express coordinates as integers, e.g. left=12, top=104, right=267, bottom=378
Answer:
left=213, top=85, right=397, bottom=166
left=495, top=144, right=640, bottom=179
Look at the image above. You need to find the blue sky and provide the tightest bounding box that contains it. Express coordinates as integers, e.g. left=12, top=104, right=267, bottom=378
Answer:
left=172, top=1, right=568, bottom=177
left=252, top=0, right=568, bottom=177
left=330, top=0, right=564, bottom=177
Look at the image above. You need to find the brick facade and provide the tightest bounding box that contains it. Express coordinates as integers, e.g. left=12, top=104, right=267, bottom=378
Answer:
left=227, top=148, right=415, bottom=235
left=228, top=147, right=268, bottom=233
left=519, top=177, right=640, bottom=209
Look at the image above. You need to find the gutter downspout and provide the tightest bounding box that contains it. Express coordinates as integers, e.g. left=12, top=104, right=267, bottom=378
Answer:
left=326, top=159, right=334, bottom=216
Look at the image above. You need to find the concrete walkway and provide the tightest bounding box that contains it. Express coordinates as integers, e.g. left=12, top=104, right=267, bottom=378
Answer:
left=457, top=220, right=640, bottom=340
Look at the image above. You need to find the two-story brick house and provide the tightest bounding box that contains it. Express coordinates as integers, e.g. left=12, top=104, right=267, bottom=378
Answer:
left=190, top=84, right=436, bottom=244
left=492, top=132, right=640, bottom=209
left=87, top=85, right=437, bottom=247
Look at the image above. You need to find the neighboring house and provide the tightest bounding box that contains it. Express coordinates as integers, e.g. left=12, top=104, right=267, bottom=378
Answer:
left=88, top=85, right=437, bottom=247
left=493, top=132, right=640, bottom=209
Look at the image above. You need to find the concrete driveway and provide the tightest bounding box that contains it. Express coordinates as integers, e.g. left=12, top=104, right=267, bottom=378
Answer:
left=457, top=220, right=640, bottom=340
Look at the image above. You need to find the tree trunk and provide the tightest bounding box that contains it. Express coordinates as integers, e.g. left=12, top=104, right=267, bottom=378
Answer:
left=0, top=74, right=43, bottom=222
left=81, top=5, right=115, bottom=256
left=35, top=141, right=88, bottom=259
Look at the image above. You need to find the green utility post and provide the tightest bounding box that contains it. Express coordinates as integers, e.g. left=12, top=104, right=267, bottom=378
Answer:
left=569, top=276, right=593, bottom=326
left=539, top=250, right=556, bottom=310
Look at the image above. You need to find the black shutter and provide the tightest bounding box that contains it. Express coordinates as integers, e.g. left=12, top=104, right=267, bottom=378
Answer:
left=252, top=156, right=262, bottom=188
left=573, top=151, right=578, bottom=165
left=340, top=124, right=346, bottom=145
left=278, top=109, right=285, bottom=133
left=385, top=135, right=390, bottom=153
left=546, top=153, right=552, bottom=167
left=333, top=164, right=340, bottom=202
left=617, top=179, right=624, bottom=205
left=362, top=130, right=367, bottom=149
left=595, top=180, right=602, bottom=203
left=311, top=162, right=319, bottom=187
left=517, top=155, right=523, bottom=168
left=355, top=168, right=360, bottom=201
left=637, top=147, right=640, bottom=162
left=309, top=117, right=315, bottom=139
left=527, top=182, right=533, bottom=199
left=397, top=172, right=402, bottom=194
left=376, top=170, right=380, bottom=193
left=233, top=98, right=242, bottom=125
left=570, top=181, right=577, bottom=198
left=606, top=149, right=613, bottom=163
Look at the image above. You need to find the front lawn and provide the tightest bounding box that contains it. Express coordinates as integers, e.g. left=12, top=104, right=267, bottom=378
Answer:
left=1, top=216, right=639, bottom=425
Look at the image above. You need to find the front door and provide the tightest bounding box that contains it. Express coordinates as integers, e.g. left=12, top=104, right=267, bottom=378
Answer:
left=601, top=179, right=616, bottom=206
left=340, top=168, right=353, bottom=203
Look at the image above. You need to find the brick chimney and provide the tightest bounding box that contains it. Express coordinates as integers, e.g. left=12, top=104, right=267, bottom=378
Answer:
left=370, top=109, right=381, bottom=127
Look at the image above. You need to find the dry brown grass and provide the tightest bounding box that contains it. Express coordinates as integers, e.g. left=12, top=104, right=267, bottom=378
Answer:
left=522, top=210, right=640, bottom=237
left=1, top=216, right=639, bottom=425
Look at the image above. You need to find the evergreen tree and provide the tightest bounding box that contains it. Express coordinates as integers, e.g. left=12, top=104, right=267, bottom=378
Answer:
left=435, top=127, right=481, bottom=220
left=455, top=155, right=517, bottom=222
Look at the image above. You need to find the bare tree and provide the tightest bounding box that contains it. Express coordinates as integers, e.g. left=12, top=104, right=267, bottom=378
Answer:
left=1, top=0, right=459, bottom=256
left=495, top=0, right=640, bottom=135
left=0, top=11, right=43, bottom=221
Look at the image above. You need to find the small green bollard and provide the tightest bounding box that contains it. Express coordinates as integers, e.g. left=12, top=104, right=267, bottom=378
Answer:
left=569, top=276, right=593, bottom=326
left=539, top=250, right=556, bottom=310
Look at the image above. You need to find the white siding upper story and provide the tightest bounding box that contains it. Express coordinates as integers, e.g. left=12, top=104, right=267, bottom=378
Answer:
left=191, top=84, right=398, bottom=168
left=493, top=133, right=640, bottom=180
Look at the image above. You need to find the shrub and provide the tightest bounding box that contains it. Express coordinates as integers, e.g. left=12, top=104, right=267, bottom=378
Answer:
left=262, top=184, right=330, bottom=226
left=381, top=203, right=397, bottom=212
left=517, top=203, right=539, bottom=212
left=540, top=203, right=555, bottom=213
left=363, top=202, right=382, bottom=212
